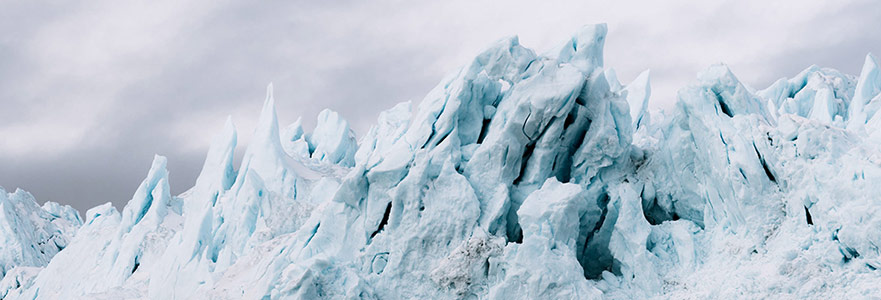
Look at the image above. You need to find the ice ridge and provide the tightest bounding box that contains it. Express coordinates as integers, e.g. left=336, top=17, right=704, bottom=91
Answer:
left=2, top=24, right=881, bottom=299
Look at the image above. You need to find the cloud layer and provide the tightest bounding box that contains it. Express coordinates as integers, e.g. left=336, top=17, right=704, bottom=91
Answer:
left=1, top=0, right=878, bottom=212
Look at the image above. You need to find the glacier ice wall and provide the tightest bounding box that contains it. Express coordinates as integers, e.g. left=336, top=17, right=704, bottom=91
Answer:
left=2, top=23, right=881, bottom=299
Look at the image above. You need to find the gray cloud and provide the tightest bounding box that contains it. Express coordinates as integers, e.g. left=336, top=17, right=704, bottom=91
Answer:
left=1, top=0, right=879, bottom=212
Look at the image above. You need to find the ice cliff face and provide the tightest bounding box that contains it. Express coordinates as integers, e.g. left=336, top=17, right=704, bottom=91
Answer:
left=3, top=24, right=881, bottom=299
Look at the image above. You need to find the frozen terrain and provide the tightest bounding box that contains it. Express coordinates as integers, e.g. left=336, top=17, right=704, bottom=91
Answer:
left=2, top=24, right=881, bottom=299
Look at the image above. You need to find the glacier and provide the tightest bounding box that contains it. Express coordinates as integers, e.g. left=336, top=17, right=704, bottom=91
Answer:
left=2, top=23, right=881, bottom=299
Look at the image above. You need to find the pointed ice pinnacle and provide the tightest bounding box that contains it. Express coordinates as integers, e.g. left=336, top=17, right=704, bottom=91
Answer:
left=193, top=116, right=238, bottom=194
left=555, top=24, right=607, bottom=74
left=697, top=64, right=771, bottom=121
left=847, top=53, right=881, bottom=130
left=282, top=117, right=311, bottom=158
left=118, top=155, right=171, bottom=233
left=257, top=83, right=279, bottom=148
left=232, top=83, right=288, bottom=191
left=308, top=109, right=357, bottom=167
left=184, top=116, right=237, bottom=244
left=808, top=87, right=836, bottom=124
left=625, top=69, right=651, bottom=131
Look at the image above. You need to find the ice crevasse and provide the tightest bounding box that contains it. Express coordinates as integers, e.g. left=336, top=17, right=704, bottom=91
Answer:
left=3, top=23, right=881, bottom=299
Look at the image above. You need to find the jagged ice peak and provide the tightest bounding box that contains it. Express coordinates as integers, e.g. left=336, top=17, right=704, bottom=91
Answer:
left=2, top=24, right=881, bottom=299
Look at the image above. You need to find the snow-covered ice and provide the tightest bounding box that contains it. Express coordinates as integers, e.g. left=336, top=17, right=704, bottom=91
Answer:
left=2, top=23, right=881, bottom=299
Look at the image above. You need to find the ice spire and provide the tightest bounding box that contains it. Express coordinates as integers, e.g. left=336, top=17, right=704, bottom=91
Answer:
left=309, top=109, right=357, bottom=167
left=625, top=69, right=651, bottom=131
left=254, top=83, right=280, bottom=151
left=847, top=54, right=881, bottom=130
left=808, top=87, right=836, bottom=123
left=189, top=116, right=238, bottom=196
left=697, top=64, right=771, bottom=120
left=118, top=155, right=171, bottom=233
left=231, top=83, right=287, bottom=191
left=555, top=23, right=607, bottom=74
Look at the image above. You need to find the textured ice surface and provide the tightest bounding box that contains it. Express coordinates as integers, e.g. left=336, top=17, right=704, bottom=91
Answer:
left=0, top=188, right=80, bottom=298
left=2, top=24, right=881, bottom=299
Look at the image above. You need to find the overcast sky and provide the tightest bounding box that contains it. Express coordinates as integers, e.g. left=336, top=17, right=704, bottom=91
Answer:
left=1, top=0, right=879, bottom=212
